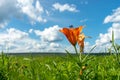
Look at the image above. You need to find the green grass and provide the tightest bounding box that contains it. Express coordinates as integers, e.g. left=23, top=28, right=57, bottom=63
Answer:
left=0, top=53, right=120, bottom=80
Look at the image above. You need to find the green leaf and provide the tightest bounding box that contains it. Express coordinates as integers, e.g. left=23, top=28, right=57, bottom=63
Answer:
left=82, top=45, right=96, bottom=63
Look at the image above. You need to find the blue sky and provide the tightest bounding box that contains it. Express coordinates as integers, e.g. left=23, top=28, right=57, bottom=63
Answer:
left=0, top=0, right=120, bottom=53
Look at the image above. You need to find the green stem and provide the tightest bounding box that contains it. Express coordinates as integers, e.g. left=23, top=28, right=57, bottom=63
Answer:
left=74, top=46, right=79, bottom=57
left=74, top=46, right=82, bottom=62
left=74, top=46, right=78, bottom=54
left=80, top=51, right=82, bottom=62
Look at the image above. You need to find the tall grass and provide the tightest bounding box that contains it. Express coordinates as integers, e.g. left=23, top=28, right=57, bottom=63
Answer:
left=0, top=53, right=120, bottom=80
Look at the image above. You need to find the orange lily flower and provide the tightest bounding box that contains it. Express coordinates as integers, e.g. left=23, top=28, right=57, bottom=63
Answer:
left=78, top=33, right=85, bottom=53
left=59, top=26, right=83, bottom=46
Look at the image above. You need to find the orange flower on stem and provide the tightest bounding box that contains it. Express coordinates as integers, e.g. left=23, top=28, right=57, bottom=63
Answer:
left=59, top=26, right=83, bottom=47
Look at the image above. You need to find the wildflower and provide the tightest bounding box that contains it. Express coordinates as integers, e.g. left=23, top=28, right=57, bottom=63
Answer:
left=80, top=65, right=87, bottom=75
left=59, top=26, right=83, bottom=46
left=80, top=70, right=83, bottom=75
left=82, top=65, right=86, bottom=70
left=78, top=33, right=85, bottom=53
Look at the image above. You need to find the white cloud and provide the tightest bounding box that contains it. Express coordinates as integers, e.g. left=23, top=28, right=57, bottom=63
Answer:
left=96, top=7, right=120, bottom=46
left=52, top=3, right=78, bottom=12
left=0, top=27, right=63, bottom=53
left=29, top=29, right=33, bottom=33
left=45, top=10, right=50, bottom=16
left=34, top=25, right=62, bottom=42
left=45, top=42, right=62, bottom=52
left=0, top=0, right=46, bottom=28
left=90, top=44, right=111, bottom=53
left=50, top=42, right=60, bottom=48
left=104, top=7, right=120, bottom=23
left=7, top=28, right=28, bottom=40
left=0, top=28, right=28, bottom=42
left=84, top=42, right=92, bottom=52
left=95, top=33, right=111, bottom=46
left=95, top=23, right=120, bottom=46
left=0, top=28, right=29, bottom=52
left=17, top=0, right=47, bottom=23
left=36, top=0, right=44, bottom=13
left=80, top=19, right=88, bottom=23
left=94, top=7, right=120, bottom=53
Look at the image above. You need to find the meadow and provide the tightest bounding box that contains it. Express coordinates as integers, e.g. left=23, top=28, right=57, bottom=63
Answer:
left=0, top=27, right=120, bottom=80
left=0, top=52, right=120, bottom=80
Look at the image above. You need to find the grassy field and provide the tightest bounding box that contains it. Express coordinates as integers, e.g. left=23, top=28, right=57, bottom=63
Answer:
left=0, top=52, right=120, bottom=80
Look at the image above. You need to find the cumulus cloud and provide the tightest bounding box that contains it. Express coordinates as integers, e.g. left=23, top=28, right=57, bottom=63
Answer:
left=0, top=28, right=29, bottom=52
left=0, top=28, right=28, bottom=42
left=0, top=0, right=46, bottom=28
left=46, top=42, right=61, bottom=51
left=84, top=42, right=93, bottom=52
left=17, top=0, right=47, bottom=23
left=0, top=27, right=62, bottom=53
left=34, top=25, right=62, bottom=42
left=52, top=3, right=78, bottom=12
left=96, top=7, right=120, bottom=46
left=94, top=7, right=120, bottom=53
left=96, top=23, right=120, bottom=45
left=104, top=7, right=120, bottom=23
left=50, top=42, right=60, bottom=48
